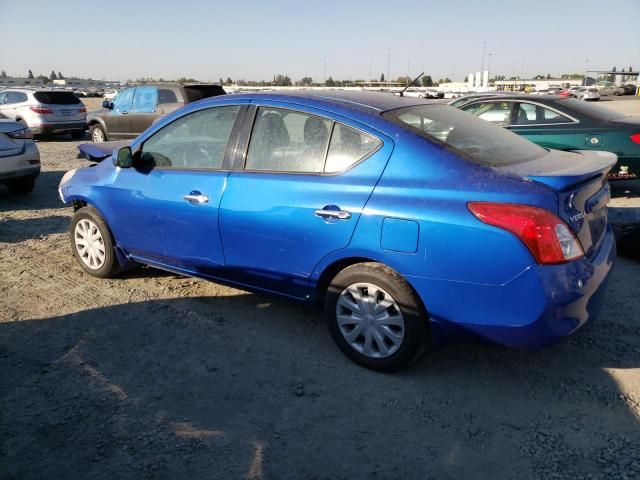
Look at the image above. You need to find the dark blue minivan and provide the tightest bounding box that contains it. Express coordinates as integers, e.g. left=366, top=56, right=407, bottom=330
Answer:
left=59, top=91, right=616, bottom=371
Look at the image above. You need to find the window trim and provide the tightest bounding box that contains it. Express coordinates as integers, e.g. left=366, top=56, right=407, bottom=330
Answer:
left=135, top=104, right=247, bottom=172
left=237, top=105, right=383, bottom=176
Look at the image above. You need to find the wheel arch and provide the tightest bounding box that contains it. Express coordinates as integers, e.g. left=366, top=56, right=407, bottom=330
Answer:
left=314, top=255, right=430, bottom=322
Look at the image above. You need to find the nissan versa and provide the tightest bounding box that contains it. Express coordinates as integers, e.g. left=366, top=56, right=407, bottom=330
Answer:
left=58, top=91, right=616, bottom=371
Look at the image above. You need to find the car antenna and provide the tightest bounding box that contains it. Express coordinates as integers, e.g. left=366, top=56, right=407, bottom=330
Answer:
left=398, top=72, right=424, bottom=97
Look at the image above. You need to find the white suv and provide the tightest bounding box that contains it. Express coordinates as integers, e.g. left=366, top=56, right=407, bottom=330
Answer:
left=0, top=88, right=87, bottom=138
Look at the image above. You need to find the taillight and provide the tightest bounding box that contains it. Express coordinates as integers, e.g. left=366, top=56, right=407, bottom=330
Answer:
left=79, top=107, right=87, bottom=113
left=30, top=106, right=53, bottom=114
left=468, top=202, right=584, bottom=265
left=7, top=127, right=33, bottom=139
left=631, top=133, right=640, bottom=144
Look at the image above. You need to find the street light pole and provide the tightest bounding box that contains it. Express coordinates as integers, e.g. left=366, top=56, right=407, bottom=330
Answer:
left=387, top=48, right=391, bottom=85
left=323, top=56, right=327, bottom=85
left=481, top=41, right=487, bottom=75
left=488, top=54, right=492, bottom=80
left=584, top=59, right=589, bottom=86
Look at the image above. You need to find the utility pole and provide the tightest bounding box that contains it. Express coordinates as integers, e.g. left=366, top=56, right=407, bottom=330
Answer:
left=488, top=54, right=492, bottom=80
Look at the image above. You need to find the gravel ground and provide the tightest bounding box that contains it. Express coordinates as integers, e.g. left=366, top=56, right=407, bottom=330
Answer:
left=1, top=100, right=640, bottom=480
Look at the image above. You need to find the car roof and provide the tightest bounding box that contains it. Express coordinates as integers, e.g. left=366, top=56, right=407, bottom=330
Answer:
left=205, top=90, right=428, bottom=115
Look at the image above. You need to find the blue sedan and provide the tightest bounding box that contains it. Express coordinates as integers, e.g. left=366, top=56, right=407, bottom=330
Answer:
left=59, top=91, right=616, bottom=371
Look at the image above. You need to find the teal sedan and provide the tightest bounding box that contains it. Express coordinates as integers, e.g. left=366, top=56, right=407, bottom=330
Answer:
left=454, top=95, right=640, bottom=180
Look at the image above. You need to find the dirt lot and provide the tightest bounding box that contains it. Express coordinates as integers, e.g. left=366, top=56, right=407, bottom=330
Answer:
left=1, top=99, right=640, bottom=480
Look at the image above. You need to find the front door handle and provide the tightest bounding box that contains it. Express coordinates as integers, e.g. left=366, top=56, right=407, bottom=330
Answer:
left=314, top=208, right=351, bottom=220
left=183, top=192, right=209, bottom=204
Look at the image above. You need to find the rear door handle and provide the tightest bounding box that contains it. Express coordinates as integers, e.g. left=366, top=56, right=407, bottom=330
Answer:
left=314, top=208, right=351, bottom=220
left=183, top=192, right=209, bottom=204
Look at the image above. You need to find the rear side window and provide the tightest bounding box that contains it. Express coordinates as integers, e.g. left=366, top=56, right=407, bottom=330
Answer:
left=140, top=106, right=240, bottom=169
left=158, top=89, right=178, bottom=104
left=33, top=91, right=81, bottom=105
left=513, top=103, right=573, bottom=125
left=6, top=92, right=28, bottom=104
left=325, top=124, right=381, bottom=173
left=383, top=104, right=547, bottom=167
left=131, top=86, right=158, bottom=113
left=245, top=107, right=332, bottom=173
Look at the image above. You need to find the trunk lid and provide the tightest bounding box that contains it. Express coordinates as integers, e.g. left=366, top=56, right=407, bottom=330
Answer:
left=496, top=149, right=617, bottom=258
left=0, top=120, right=26, bottom=157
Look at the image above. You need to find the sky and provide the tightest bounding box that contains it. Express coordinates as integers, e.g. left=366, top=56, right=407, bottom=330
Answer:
left=1, top=0, right=639, bottom=83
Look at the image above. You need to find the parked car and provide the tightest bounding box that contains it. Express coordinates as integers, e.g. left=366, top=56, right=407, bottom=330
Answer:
left=394, top=87, right=427, bottom=98
left=87, top=84, right=226, bottom=142
left=456, top=95, right=640, bottom=179
left=447, top=91, right=512, bottom=108
left=103, top=89, right=119, bottom=101
left=425, top=88, right=444, bottom=99
left=59, top=91, right=616, bottom=371
left=594, top=81, right=624, bottom=96
left=0, top=88, right=87, bottom=138
left=568, top=86, right=582, bottom=97
left=0, top=120, right=40, bottom=194
left=622, top=84, right=639, bottom=95
left=576, top=87, right=601, bottom=101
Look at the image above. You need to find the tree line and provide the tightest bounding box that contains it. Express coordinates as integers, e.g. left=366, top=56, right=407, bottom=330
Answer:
left=0, top=69, right=66, bottom=82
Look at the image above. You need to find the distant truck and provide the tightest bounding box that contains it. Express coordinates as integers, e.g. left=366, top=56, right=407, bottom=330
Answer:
left=87, top=84, right=226, bottom=142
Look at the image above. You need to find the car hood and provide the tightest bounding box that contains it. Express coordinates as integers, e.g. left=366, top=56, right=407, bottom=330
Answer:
left=78, top=141, right=130, bottom=162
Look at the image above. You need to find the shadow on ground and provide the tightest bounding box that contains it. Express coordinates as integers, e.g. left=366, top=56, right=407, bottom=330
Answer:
left=2, top=260, right=639, bottom=479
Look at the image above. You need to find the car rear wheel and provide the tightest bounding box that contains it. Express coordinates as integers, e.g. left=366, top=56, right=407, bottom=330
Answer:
left=6, top=176, right=35, bottom=195
left=90, top=124, right=107, bottom=142
left=324, top=262, right=430, bottom=371
left=70, top=206, right=120, bottom=278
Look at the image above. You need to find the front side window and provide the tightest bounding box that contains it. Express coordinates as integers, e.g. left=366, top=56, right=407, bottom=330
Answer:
left=461, top=101, right=514, bottom=126
left=131, top=86, right=158, bottom=113
left=140, top=106, right=240, bottom=169
left=513, top=103, right=573, bottom=125
left=112, top=88, right=135, bottom=114
left=325, top=124, right=381, bottom=173
left=245, top=107, right=332, bottom=173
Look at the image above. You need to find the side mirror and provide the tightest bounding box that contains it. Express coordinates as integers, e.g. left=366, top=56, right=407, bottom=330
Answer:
left=113, top=146, right=133, bottom=168
left=102, top=100, right=113, bottom=109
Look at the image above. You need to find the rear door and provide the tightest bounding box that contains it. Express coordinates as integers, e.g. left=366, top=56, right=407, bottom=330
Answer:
left=218, top=103, right=392, bottom=299
left=127, top=86, right=159, bottom=136
left=510, top=101, right=606, bottom=152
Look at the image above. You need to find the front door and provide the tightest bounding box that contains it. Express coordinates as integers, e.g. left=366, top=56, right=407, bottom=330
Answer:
left=106, top=104, right=244, bottom=275
left=219, top=104, right=392, bottom=299
left=107, top=87, right=135, bottom=138
left=127, top=86, right=159, bottom=137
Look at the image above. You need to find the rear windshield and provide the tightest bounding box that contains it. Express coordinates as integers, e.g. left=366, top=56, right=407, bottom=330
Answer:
left=560, top=98, right=625, bottom=120
left=34, top=91, right=81, bottom=105
left=383, top=104, right=546, bottom=167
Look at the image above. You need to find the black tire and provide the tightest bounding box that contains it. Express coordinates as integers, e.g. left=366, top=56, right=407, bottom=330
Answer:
left=70, top=206, right=120, bottom=278
left=324, top=262, right=430, bottom=372
left=71, top=130, right=86, bottom=140
left=6, top=176, right=35, bottom=195
left=90, top=124, right=107, bottom=142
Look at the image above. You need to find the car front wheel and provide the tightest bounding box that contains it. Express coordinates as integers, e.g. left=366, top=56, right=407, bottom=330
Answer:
left=70, top=206, right=120, bottom=278
left=324, top=262, right=430, bottom=371
left=90, top=124, right=107, bottom=142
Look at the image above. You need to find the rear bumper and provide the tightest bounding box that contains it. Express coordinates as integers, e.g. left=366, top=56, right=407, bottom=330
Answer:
left=0, top=142, right=41, bottom=181
left=409, top=225, right=616, bottom=348
left=30, top=122, right=87, bottom=134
